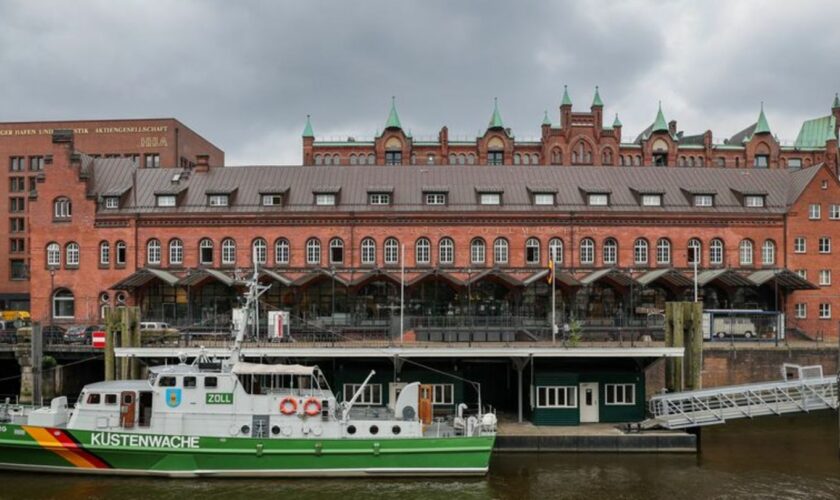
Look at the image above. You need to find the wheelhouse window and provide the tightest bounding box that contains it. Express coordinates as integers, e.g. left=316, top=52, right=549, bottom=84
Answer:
left=744, top=195, right=765, bottom=208
left=425, top=193, right=447, bottom=205
left=431, top=384, right=454, bottom=405
left=343, top=384, right=382, bottom=405
left=694, top=195, right=714, bottom=207
left=329, top=238, right=344, bottom=264
left=156, top=195, right=176, bottom=207
left=53, top=289, right=75, bottom=319
left=208, top=194, right=229, bottom=207
left=199, top=239, right=214, bottom=265
left=536, top=386, right=577, bottom=408
left=315, top=193, right=336, bottom=206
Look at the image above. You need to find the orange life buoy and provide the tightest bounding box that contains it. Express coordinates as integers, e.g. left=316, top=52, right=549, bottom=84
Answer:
left=279, top=397, right=298, bottom=415
left=303, top=398, right=322, bottom=417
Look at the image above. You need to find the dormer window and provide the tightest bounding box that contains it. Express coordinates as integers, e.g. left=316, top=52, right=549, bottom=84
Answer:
left=425, top=193, right=447, bottom=205
left=262, top=194, right=283, bottom=206
left=641, top=194, right=662, bottom=207
left=385, top=151, right=402, bottom=166
left=104, top=197, right=120, bottom=209
left=487, top=151, right=503, bottom=166
left=754, top=155, right=769, bottom=168
left=694, top=194, right=714, bottom=207
left=479, top=193, right=501, bottom=205
left=156, top=195, right=176, bottom=207
left=315, top=193, right=336, bottom=206
left=208, top=194, right=229, bottom=207
left=588, top=193, right=609, bottom=206
left=369, top=193, right=391, bottom=205
left=744, top=195, right=765, bottom=208
left=534, top=193, right=555, bottom=206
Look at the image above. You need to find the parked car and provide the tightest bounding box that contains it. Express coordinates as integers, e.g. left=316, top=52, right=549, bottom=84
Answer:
left=713, top=317, right=758, bottom=339
left=40, top=325, right=67, bottom=343
left=140, top=322, right=170, bottom=331
left=65, top=325, right=105, bottom=345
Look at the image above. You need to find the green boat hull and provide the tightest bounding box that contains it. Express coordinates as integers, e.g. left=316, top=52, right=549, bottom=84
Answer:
left=0, top=424, right=494, bottom=477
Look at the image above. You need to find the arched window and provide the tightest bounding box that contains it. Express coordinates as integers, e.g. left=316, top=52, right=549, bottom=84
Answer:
left=314, top=154, right=322, bottom=165
left=65, top=242, right=80, bottom=267
left=532, top=154, right=540, bottom=164
left=580, top=238, right=595, bottom=265
left=522, top=154, right=531, bottom=165
left=199, top=239, right=214, bottom=265
left=602, top=148, right=613, bottom=165
left=762, top=240, right=776, bottom=265
left=221, top=238, right=236, bottom=265
left=99, top=241, right=110, bottom=266
left=306, top=238, right=321, bottom=265
left=525, top=237, right=540, bottom=264
left=688, top=157, right=696, bottom=167
left=634, top=155, right=641, bottom=166
left=513, top=153, right=521, bottom=165
left=551, top=148, right=562, bottom=165
left=329, top=238, right=344, bottom=264
left=603, top=238, right=617, bottom=265
left=116, top=241, right=127, bottom=266
left=384, top=238, right=399, bottom=265
left=47, top=242, right=61, bottom=267
left=739, top=239, right=754, bottom=266
left=169, top=239, right=183, bottom=265
left=549, top=238, right=563, bottom=264
left=466, top=154, right=476, bottom=165
left=349, top=154, right=357, bottom=165
left=688, top=238, right=702, bottom=266
left=361, top=238, right=376, bottom=265
left=571, top=141, right=593, bottom=165
left=458, top=154, right=466, bottom=165
left=679, top=156, right=686, bottom=167
left=656, top=238, right=671, bottom=264
left=470, top=238, right=486, bottom=264
left=634, top=238, right=649, bottom=265
left=415, top=238, right=431, bottom=265
left=710, top=239, right=724, bottom=265
left=146, top=239, right=161, bottom=265
left=52, top=289, right=75, bottom=319
left=53, top=197, right=72, bottom=219
left=275, top=238, right=290, bottom=265
left=253, top=238, right=267, bottom=265
left=439, top=238, right=454, bottom=264
left=494, top=238, right=509, bottom=265
left=368, top=154, right=376, bottom=165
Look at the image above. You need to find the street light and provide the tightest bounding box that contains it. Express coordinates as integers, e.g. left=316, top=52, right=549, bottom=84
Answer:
left=49, top=266, right=57, bottom=335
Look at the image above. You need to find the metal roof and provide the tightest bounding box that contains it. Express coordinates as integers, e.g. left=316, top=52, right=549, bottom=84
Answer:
left=111, top=268, right=180, bottom=289
left=794, top=115, right=837, bottom=149
left=696, top=269, right=754, bottom=287
left=579, top=268, right=636, bottom=287
left=637, top=268, right=694, bottom=288
left=747, top=269, right=819, bottom=290
left=177, top=268, right=238, bottom=287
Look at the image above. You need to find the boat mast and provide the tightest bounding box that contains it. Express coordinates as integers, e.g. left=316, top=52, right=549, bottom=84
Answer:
left=231, top=251, right=271, bottom=362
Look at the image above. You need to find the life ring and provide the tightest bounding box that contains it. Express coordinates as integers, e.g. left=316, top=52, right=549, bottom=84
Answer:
left=303, top=398, right=322, bottom=417
left=279, top=397, right=298, bottom=415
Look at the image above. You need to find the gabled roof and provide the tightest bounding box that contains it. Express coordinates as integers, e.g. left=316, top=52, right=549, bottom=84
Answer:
left=794, top=115, right=837, bottom=148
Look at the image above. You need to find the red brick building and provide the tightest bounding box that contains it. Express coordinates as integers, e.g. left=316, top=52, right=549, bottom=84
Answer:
left=0, top=119, right=223, bottom=310
left=28, top=130, right=840, bottom=338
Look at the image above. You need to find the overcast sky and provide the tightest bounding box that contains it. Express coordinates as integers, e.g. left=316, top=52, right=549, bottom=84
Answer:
left=1, top=0, right=839, bottom=165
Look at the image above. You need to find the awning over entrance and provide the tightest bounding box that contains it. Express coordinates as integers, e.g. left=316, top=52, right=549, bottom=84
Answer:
left=292, top=269, right=350, bottom=287
left=111, top=268, right=180, bottom=290
left=696, top=269, right=754, bottom=288
left=636, top=268, right=693, bottom=288
left=259, top=269, right=294, bottom=286
left=177, top=268, right=239, bottom=287
left=747, top=269, right=819, bottom=290
left=522, top=268, right=580, bottom=287
left=464, top=268, right=523, bottom=288
left=350, top=269, right=401, bottom=287
left=407, top=269, right=465, bottom=287
left=579, top=268, right=636, bottom=287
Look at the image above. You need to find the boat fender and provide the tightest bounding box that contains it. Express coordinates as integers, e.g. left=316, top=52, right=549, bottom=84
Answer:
left=311, top=425, right=323, bottom=436
left=279, top=396, right=298, bottom=416
left=281, top=425, right=293, bottom=437
left=303, top=398, right=322, bottom=417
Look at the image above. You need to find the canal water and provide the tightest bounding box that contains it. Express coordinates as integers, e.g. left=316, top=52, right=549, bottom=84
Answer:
left=4, top=411, right=840, bottom=499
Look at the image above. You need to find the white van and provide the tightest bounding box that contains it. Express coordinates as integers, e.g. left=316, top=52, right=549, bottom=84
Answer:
left=713, top=317, right=757, bottom=339
left=140, top=322, right=170, bottom=331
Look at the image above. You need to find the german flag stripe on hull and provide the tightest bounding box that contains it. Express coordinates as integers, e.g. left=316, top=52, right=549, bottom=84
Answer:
left=22, top=426, right=110, bottom=469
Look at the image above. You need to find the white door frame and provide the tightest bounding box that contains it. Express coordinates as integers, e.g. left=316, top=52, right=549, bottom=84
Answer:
left=579, top=382, right=600, bottom=423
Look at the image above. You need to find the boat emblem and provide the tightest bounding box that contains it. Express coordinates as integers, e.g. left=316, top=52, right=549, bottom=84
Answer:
left=165, top=388, right=182, bottom=408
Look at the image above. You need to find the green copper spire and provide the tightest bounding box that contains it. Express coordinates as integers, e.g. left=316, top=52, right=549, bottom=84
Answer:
left=302, top=114, right=314, bottom=138
left=561, top=85, right=572, bottom=107
left=754, top=102, right=771, bottom=135
left=612, top=113, right=622, bottom=128
left=652, top=101, right=668, bottom=133
left=488, top=97, right=504, bottom=129
left=833, top=93, right=840, bottom=109
left=385, top=96, right=402, bottom=129
left=591, top=85, right=603, bottom=107
left=542, top=110, right=551, bottom=126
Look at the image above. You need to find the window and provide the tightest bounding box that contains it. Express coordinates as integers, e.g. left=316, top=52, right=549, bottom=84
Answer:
left=104, top=394, right=117, bottom=405
left=361, top=238, right=376, bottom=265
left=9, top=177, right=25, bottom=193
left=200, top=239, right=214, bottom=265
left=156, top=195, right=176, bottom=207
left=204, top=377, right=218, bottom=388
left=470, top=238, right=486, bottom=264
left=415, top=238, right=431, bottom=265
left=494, top=238, right=509, bottom=265
left=54, top=197, right=72, bottom=219
left=426, top=154, right=435, bottom=165
left=262, top=194, right=282, bottom=206
left=536, top=386, right=577, bottom=408
left=368, top=193, right=391, bottom=205
left=384, top=238, right=399, bottom=265
left=588, top=193, right=609, bottom=206
left=709, top=239, right=723, bottom=265
left=819, top=303, right=831, bottom=319
left=605, top=384, right=635, bottom=405
left=551, top=148, right=562, bottom=165
left=222, top=239, right=236, bottom=265
left=549, top=238, right=563, bottom=264
left=534, top=193, right=554, bottom=206
left=157, top=376, right=176, bottom=387
left=53, top=289, right=75, bottom=319
left=47, top=242, right=61, bottom=267
left=10, top=259, right=26, bottom=280
left=385, top=151, right=402, bottom=166
left=602, top=238, right=617, bottom=265
left=754, top=155, right=769, bottom=168
left=146, top=239, right=161, bottom=265
left=796, top=269, right=807, bottom=279
left=694, top=195, right=714, bottom=207
left=641, top=194, right=662, bottom=207
left=634, top=239, right=649, bottom=265
left=794, top=237, right=806, bottom=254
left=439, top=238, right=454, bottom=265
left=744, top=195, right=765, bottom=208
left=761, top=240, right=776, bottom=265
left=343, top=383, right=382, bottom=405
left=9, top=197, right=24, bottom=213
left=525, top=238, right=540, bottom=264
left=10, top=238, right=24, bottom=253
left=86, top=393, right=101, bottom=405
left=10, top=218, right=24, bottom=233
left=431, top=384, right=454, bottom=405
left=479, top=193, right=501, bottom=205
left=315, top=193, right=336, bottom=206
left=688, top=238, right=702, bottom=265
left=306, top=239, right=321, bottom=265
left=819, top=270, right=831, bottom=286
left=487, top=151, right=503, bottom=166
left=571, top=141, right=593, bottom=165
left=144, top=154, right=160, bottom=168
left=830, top=205, right=840, bottom=220
left=104, top=197, right=119, bottom=209
left=819, top=237, right=831, bottom=254
left=739, top=240, right=754, bottom=266
left=253, top=238, right=267, bottom=264
left=425, top=193, right=447, bottom=205
left=208, top=194, right=229, bottom=207
left=183, top=376, right=197, bottom=388
left=580, top=238, right=595, bottom=265
left=275, top=238, right=290, bottom=265
left=329, top=238, right=344, bottom=264
left=169, top=239, right=183, bottom=265
left=787, top=158, right=802, bottom=170
left=809, top=204, right=821, bottom=220
left=116, top=241, right=127, bottom=266
left=795, top=303, right=806, bottom=319
left=9, top=157, right=24, bottom=172
left=656, top=239, right=671, bottom=264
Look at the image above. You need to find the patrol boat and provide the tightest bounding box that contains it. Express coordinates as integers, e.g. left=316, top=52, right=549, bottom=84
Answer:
left=0, top=264, right=496, bottom=477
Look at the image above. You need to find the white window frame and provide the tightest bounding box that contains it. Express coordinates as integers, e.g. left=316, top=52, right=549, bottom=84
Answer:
left=809, top=204, right=821, bottom=220
left=588, top=193, right=608, bottom=206
left=361, top=238, right=376, bottom=265
left=709, top=239, right=723, bottom=266
left=52, top=290, right=75, bottom=319
left=439, top=238, right=454, bottom=265
left=688, top=239, right=702, bottom=265
left=525, top=238, right=540, bottom=264
left=694, top=194, right=713, bottom=207
left=431, top=384, right=454, bottom=406
left=99, top=241, right=110, bottom=265
left=156, top=195, right=176, bottom=207
left=54, top=198, right=72, bottom=219
left=415, top=238, right=431, bottom=265
left=549, top=238, right=563, bottom=264
left=794, top=237, right=806, bottom=254
left=494, top=238, right=509, bottom=265
left=425, top=193, right=447, bottom=205
left=66, top=242, right=80, bottom=266
left=342, top=383, right=382, bottom=406
left=384, top=238, right=399, bottom=265
left=602, top=239, right=617, bottom=265
left=536, top=386, right=578, bottom=409
left=761, top=240, right=775, bottom=265
left=208, top=194, right=229, bottom=207
left=253, top=239, right=267, bottom=264
left=146, top=240, right=161, bottom=265
left=470, top=239, right=486, bottom=264
left=315, top=193, right=336, bottom=206
left=199, top=239, right=214, bottom=265
left=641, top=194, right=662, bottom=207
left=605, top=383, right=636, bottom=406
left=796, top=269, right=807, bottom=279
left=479, top=193, right=501, bottom=205
left=104, top=197, right=119, bottom=209
left=656, top=239, right=671, bottom=265
left=221, top=239, right=236, bottom=265
left=116, top=241, right=127, bottom=266
left=534, top=193, right=554, bottom=206
left=262, top=194, right=282, bottom=206
left=739, top=240, right=754, bottom=266
left=819, top=237, right=831, bottom=254
left=46, top=243, right=61, bottom=267
left=795, top=303, right=807, bottom=319
left=169, top=239, right=183, bottom=265
left=819, top=303, right=831, bottom=319
left=634, top=239, right=649, bottom=265
left=580, top=239, right=595, bottom=265
left=744, top=195, right=765, bottom=208
left=275, top=239, right=290, bottom=265
left=819, top=269, right=832, bottom=286
left=830, top=204, right=840, bottom=220
left=329, top=238, right=344, bottom=265
left=306, top=239, right=321, bottom=265
left=368, top=193, right=391, bottom=205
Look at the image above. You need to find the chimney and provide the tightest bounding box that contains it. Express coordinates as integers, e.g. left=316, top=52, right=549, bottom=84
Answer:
left=195, top=154, right=210, bottom=172
left=668, top=120, right=677, bottom=136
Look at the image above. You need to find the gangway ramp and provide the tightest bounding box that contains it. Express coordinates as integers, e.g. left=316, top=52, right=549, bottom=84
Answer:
left=644, top=364, right=838, bottom=430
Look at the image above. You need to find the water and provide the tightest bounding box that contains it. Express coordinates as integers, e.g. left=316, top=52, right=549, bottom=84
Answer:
left=4, top=412, right=840, bottom=499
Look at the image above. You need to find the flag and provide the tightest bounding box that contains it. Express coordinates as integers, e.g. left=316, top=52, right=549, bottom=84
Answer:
left=547, top=259, right=554, bottom=285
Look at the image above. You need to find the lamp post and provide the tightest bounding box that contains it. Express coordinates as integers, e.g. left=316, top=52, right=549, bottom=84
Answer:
left=49, top=266, right=56, bottom=335
left=331, top=266, right=336, bottom=334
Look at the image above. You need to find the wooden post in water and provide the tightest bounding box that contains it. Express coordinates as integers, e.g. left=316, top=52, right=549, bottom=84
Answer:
left=104, top=307, right=117, bottom=381
left=665, top=302, right=703, bottom=392
left=129, top=306, right=141, bottom=380
left=120, top=307, right=131, bottom=380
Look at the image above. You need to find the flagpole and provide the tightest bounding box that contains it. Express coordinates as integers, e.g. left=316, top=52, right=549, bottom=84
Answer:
left=400, top=244, right=405, bottom=343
